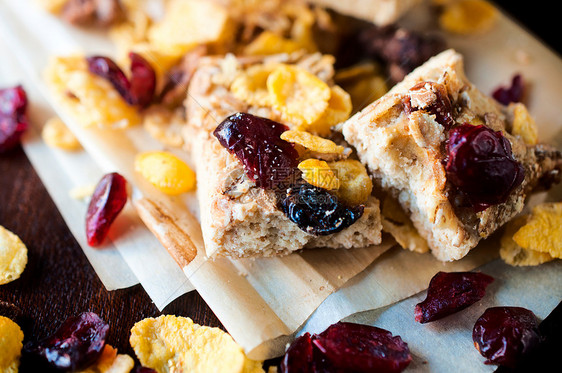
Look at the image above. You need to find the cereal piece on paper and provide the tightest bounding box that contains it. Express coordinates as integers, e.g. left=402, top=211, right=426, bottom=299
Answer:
left=510, top=103, right=538, bottom=145
left=439, top=0, right=497, bottom=35
left=500, top=216, right=553, bottom=266
left=280, top=130, right=345, bottom=160
left=0, top=316, right=23, bottom=372
left=298, top=159, right=340, bottom=191
left=135, top=151, right=196, bottom=195
left=304, top=86, right=352, bottom=136
left=267, top=64, right=331, bottom=127
left=79, top=345, right=134, bottom=373
left=0, top=226, right=27, bottom=285
left=381, top=196, right=429, bottom=254
left=42, top=117, right=82, bottom=151
left=130, top=315, right=264, bottom=373
left=512, top=203, right=562, bottom=259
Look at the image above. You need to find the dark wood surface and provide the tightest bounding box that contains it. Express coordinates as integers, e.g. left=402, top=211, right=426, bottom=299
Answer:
left=0, top=2, right=559, bottom=372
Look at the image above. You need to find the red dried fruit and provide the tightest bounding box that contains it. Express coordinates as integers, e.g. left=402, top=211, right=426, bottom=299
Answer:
left=87, top=53, right=156, bottom=108
left=213, top=112, right=299, bottom=189
left=445, top=124, right=525, bottom=211
left=415, top=271, right=494, bottom=323
left=313, top=322, right=412, bottom=373
left=86, top=172, right=129, bottom=246
left=473, top=306, right=541, bottom=368
left=281, top=183, right=364, bottom=236
left=492, top=74, right=524, bottom=105
left=280, top=332, right=315, bottom=373
left=0, top=85, right=29, bottom=153
left=24, top=312, right=109, bottom=371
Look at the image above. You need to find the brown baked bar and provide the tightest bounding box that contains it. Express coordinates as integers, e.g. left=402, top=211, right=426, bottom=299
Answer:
left=341, top=49, right=561, bottom=261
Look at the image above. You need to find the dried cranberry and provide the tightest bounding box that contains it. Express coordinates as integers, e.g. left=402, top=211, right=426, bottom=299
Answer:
left=24, top=312, right=109, bottom=371
left=445, top=124, right=525, bottom=211
left=280, top=333, right=315, bottom=373
left=281, top=183, right=364, bottom=236
left=213, top=113, right=299, bottom=189
left=313, top=322, right=412, bottom=373
left=87, top=53, right=156, bottom=108
left=473, top=307, right=541, bottom=368
left=86, top=172, right=129, bottom=246
left=414, top=271, right=494, bottom=323
left=0, top=85, right=28, bottom=153
left=492, top=74, right=524, bottom=105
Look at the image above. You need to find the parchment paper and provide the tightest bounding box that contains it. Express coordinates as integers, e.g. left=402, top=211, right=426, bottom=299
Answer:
left=1, top=0, right=561, bottom=366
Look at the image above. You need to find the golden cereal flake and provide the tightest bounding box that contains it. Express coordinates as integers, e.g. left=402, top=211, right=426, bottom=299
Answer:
left=79, top=345, right=134, bottom=373
left=439, top=0, right=497, bottom=35
left=298, top=159, right=340, bottom=191
left=0, top=226, right=27, bottom=285
left=44, top=56, right=140, bottom=129
left=0, top=316, right=23, bottom=373
left=36, top=0, right=68, bottom=13
left=304, top=85, right=353, bottom=136
left=380, top=196, right=429, bottom=254
left=513, top=203, right=562, bottom=259
left=42, top=117, right=82, bottom=151
left=267, top=64, right=331, bottom=127
left=280, top=130, right=345, bottom=160
left=231, top=64, right=279, bottom=107
left=328, top=159, right=373, bottom=207
left=500, top=216, right=553, bottom=266
left=130, top=315, right=264, bottom=373
left=135, top=151, right=196, bottom=195
left=148, top=0, right=233, bottom=57
left=510, top=103, right=538, bottom=145
left=243, top=31, right=305, bottom=56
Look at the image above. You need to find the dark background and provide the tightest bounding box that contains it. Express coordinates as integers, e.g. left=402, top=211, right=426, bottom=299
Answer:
left=0, top=1, right=560, bottom=372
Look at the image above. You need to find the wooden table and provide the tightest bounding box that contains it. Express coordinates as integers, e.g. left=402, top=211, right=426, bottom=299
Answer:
left=0, top=2, right=559, bottom=371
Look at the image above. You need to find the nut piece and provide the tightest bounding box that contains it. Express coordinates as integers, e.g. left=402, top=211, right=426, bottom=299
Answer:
left=135, top=151, right=196, bottom=195
left=298, top=159, right=340, bottom=191
left=42, top=117, right=82, bottom=151
left=0, top=226, right=27, bottom=285
left=130, top=315, right=264, bottom=373
left=0, top=316, right=23, bottom=372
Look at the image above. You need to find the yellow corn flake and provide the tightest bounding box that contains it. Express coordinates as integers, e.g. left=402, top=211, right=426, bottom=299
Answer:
left=381, top=196, right=429, bottom=253
left=439, top=0, right=497, bottom=35
left=135, top=151, right=196, bottom=195
left=267, top=64, right=331, bottom=127
left=281, top=130, right=345, bottom=160
left=0, top=226, right=27, bottom=285
left=79, top=345, right=134, bottom=373
left=243, top=31, right=305, bottom=56
left=345, top=75, right=388, bottom=113
left=304, top=86, right=352, bottom=136
left=148, top=0, right=233, bottom=57
left=298, top=159, right=340, bottom=191
left=510, top=103, right=538, bottom=145
left=42, top=117, right=82, bottom=151
left=500, top=216, right=553, bottom=266
left=0, top=316, right=23, bottom=373
left=44, top=56, right=140, bottom=129
left=328, top=159, right=373, bottom=207
left=231, top=64, right=278, bottom=107
left=130, top=315, right=264, bottom=373
left=37, top=0, right=68, bottom=13
left=513, top=203, right=562, bottom=259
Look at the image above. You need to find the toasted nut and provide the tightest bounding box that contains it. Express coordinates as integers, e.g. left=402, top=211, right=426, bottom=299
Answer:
left=135, top=151, right=196, bottom=195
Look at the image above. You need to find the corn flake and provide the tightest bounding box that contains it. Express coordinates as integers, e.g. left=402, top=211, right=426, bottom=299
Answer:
left=513, top=203, right=562, bottom=259
left=231, top=64, right=278, bottom=107
left=0, top=316, right=23, bottom=373
left=298, top=159, right=340, bottom=191
left=328, top=159, right=373, bottom=207
left=79, top=345, right=134, bottom=373
left=500, top=216, right=553, bottom=266
left=42, top=117, right=82, bottom=151
left=303, top=85, right=352, bottom=136
left=381, top=196, right=430, bottom=254
left=267, top=64, right=331, bottom=127
left=243, top=31, right=304, bottom=56
left=0, top=226, right=27, bottom=285
left=37, top=0, right=68, bottom=13
left=510, top=103, right=538, bottom=145
left=135, top=151, right=196, bottom=196
left=44, top=56, right=140, bottom=129
left=439, top=0, right=497, bottom=35
left=281, top=130, right=345, bottom=160
left=130, top=315, right=263, bottom=373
